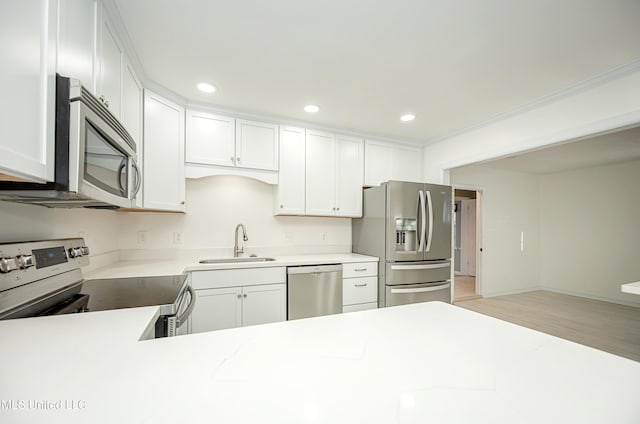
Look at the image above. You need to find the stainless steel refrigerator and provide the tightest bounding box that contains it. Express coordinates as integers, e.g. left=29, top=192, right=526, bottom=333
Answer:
left=352, top=181, right=453, bottom=307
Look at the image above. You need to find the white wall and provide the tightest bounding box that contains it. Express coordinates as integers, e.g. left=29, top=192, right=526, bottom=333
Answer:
left=540, top=160, right=640, bottom=306
left=117, top=175, right=352, bottom=257
left=450, top=165, right=540, bottom=296
left=0, top=202, right=119, bottom=255
left=424, top=62, right=640, bottom=184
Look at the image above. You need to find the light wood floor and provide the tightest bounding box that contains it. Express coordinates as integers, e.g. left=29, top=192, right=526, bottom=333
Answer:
left=455, top=290, right=640, bottom=362
left=454, top=275, right=481, bottom=301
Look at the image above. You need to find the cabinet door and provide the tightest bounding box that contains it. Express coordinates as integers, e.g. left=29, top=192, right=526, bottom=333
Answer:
left=143, top=90, right=185, bottom=211
left=335, top=135, right=364, bottom=217
left=242, top=284, right=286, bottom=327
left=96, top=11, right=122, bottom=118
left=305, top=129, right=336, bottom=216
left=392, top=145, right=422, bottom=183
left=364, top=140, right=393, bottom=186
left=185, top=110, right=235, bottom=167
left=235, top=119, right=278, bottom=171
left=57, top=0, right=96, bottom=92
left=191, top=287, right=242, bottom=333
left=0, top=0, right=57, bottom=182
left=275, top=126, right=305, bottom=215
left=121, top=59, right=142, bottom=146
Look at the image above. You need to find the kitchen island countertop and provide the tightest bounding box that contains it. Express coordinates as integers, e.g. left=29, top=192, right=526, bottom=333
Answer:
left=0, top=301, right=638, bottom=423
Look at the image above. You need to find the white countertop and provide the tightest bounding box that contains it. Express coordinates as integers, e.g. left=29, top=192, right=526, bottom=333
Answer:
left=83, top=253, right=378, bottom=279
left=621, top=281, right=640, bottom=295
left=0, top=301, right=638, bottom=423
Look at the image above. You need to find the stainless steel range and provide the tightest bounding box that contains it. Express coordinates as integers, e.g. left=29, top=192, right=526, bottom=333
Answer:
left=0, top=238, right=194, bottom=337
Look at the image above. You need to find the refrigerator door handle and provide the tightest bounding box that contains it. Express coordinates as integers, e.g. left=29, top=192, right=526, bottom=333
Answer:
left=390, top=282, right=451, bottom=294
left=425, top=190, right=434, bottom=252
left=391, top=263, right=450, bottom=271
left=418, top=190, right=426, bottom=252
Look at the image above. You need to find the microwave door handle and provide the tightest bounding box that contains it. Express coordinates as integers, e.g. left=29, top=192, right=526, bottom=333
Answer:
left=117, top=158, right=127, bottom=197
left=131, top=161, right=142, bottom=199
left=176, top=286, right=196, bottom=328
left=425, top=190, right=433, bottom=252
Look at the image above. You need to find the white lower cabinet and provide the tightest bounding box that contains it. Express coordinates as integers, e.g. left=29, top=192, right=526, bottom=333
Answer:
left=342, top=262, right=378, bottom=312
left=190, top=267, right=286, bottom=333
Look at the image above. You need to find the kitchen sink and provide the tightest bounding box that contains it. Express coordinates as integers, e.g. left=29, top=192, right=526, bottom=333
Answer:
left=198, top=257, right=276, bottom=264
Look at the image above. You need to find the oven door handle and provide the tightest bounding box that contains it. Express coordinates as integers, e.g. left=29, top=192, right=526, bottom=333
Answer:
left=176, top=285, right=196, bottom=328
left=390, top=282, right=450, bottom=294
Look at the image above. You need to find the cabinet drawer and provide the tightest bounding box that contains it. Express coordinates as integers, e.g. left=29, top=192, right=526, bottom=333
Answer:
left=343, top=276, right=377, bottom=305
left=342, top=262, right=377, bottom=278
left=190, top=267, right=286, bottom=290
left=343, top=302, right=378, bottom=313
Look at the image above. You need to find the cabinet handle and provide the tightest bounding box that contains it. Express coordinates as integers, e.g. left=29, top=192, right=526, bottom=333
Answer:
left=99, top=95, right=105, bottom=103
left=336, top=207, right=340, bottom=211
left=180, top=201, right=185, bottom=205
left=354, top=268, right=367, bottom=272
left=243, top=293, right=247, bottom=298
left=280, top=204, right=284, bottom=208
left=355, top=283, right=368, bottom=287
left=237, top=157, right=241, bottom=163
left=237, top=294, right=242, bottom=298
left=230, top=156, right=235, bottom=163
left=105, top=100, right=109, bottom=108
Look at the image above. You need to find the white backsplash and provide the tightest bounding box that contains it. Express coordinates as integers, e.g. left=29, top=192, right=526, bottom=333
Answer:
left=117, top=175, right=352, bottom=257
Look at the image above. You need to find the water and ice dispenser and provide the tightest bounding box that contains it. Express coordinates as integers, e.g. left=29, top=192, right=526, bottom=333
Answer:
left=395, top=218, right=417, bottom=251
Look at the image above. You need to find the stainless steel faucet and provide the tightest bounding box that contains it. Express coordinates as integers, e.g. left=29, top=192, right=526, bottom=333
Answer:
left=234, top=224, right=248, bottom=257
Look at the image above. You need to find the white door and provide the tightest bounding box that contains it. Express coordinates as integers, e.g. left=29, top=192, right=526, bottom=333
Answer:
left=121, top=59, right=142, bottom=145
left=0, top=0, right=56, bottom=182
left=392, top=144, right=422, bottom=183
left=97, top=12, right=122, bottom=117
left=305, top=129, right=336, bottom=215
left=185, top=110, right=235, bottom=166
left=363, top=140, right=393, bottom=186
left=143, top=90, right=185, bottom=211
left=335, top=135, right=364, bottom=217
left=465, top=199, right=477, bottom=277
left=57, top=0, right=96, bottom=92
left=191, top=287, right=242, bottom=333
left=275, top=126, right=305, bottom=215
left=235, top=119, right=278, bottom=171
left=241, top=284, right=286, bottom=327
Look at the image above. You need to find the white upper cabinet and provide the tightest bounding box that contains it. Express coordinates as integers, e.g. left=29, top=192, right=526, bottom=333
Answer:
left=364, top=140, right=422, bottom=186
left=305, top=130, right=364, bottom=217
left=121, top=58, right=142, bottom=146
left=143, top=90, right=185, bottom=212
left=305, top=130, right=336, bottom=216
left=235, top=119, right=279, bottom=171
left=96, top=7, right=122, bottom=117
left=185, top=110, right=235, bottom=166
left=185, top=111, right=279, bottom=182
left=0, top=0, right=57, bottom=182
left=57, top=0, right=96, bottom=92
left=274, top=126, right=305, bottom=215
left=335, top=135, right=364, bottom=217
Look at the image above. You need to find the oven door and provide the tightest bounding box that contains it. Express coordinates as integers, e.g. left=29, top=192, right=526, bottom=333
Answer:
left=385, top=281, right=451, bottom=307
left=69, top=99, right=141, bottom=208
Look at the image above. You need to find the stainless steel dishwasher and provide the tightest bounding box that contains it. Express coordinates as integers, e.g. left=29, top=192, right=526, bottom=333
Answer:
left=287, top=264, right=343, bottom=320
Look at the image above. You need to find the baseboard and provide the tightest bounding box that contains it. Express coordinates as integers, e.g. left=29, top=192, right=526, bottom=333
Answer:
left=481, top=286, right=541, bottom=298
left=539, top=286, right=640, bottom=308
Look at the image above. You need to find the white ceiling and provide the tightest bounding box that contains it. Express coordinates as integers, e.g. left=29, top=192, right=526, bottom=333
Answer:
left=114, top=0, right=640, bottom=144
left=474, top=125, right=640, bottom=174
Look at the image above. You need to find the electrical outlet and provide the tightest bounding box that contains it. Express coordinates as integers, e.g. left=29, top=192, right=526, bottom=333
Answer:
left=321, top=232, right=327, bottom=241
left=137, top=231, right=149, bottom=244
left=173, top=232, right=183, bottom=245
left=284, top=232, right=294, bottom=241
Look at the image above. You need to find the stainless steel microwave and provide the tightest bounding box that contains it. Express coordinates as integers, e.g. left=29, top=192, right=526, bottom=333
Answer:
left=0, top=75, right=141, bottom=208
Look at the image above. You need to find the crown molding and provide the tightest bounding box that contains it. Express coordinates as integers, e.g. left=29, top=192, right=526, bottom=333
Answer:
left=424, top=57, right=640, bottom=146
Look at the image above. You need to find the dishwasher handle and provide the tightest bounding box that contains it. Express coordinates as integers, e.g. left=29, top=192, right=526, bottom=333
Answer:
left=287, top=264, right=342, bottom=275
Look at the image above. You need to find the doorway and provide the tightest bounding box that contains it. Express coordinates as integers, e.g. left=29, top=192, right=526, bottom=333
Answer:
left=453, top=188, right=481, bottom=301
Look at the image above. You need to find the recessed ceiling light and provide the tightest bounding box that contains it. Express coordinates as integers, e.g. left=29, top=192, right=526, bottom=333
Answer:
left=304, top=105, right=320, bottom=113
left=400, top=114, right=416, bottom=122
left=197, top=82, right=216, bottom=93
